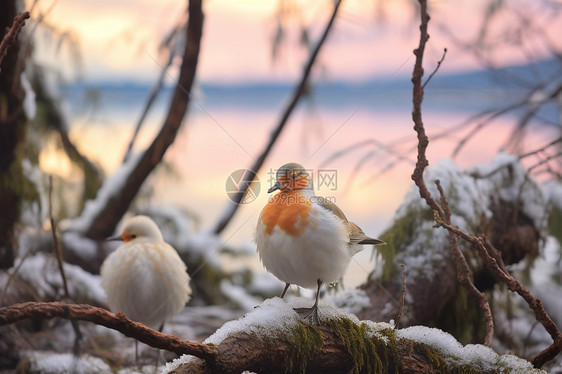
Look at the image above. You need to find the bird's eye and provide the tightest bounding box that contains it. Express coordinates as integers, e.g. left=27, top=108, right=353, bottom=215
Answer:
left=131, top=234, right=137, bottom=239
left=291, top=173, right=297, bottom=180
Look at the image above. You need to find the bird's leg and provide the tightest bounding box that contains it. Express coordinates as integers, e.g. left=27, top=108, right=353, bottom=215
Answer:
left=280, top=283, right=291, bottom=298
left=294, top=279, right=323, bottom=323
left=154, top=324, right=164, bottom=370
left=135, top=340, right=139, bottom=367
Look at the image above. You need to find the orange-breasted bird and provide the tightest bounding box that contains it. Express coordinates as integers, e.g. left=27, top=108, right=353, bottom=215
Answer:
left=101, top=215, right=191, bottom=361
left=256, top=163, right=385, bottom=321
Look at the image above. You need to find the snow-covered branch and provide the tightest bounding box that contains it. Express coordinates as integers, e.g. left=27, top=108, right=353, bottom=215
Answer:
left=164, top=299, right=544, bottom=374
left=1, top=300, right=545, bottom=374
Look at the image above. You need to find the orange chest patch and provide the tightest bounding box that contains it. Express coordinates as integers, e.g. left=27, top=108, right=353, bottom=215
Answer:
left=260, top=191, right=312, bottom=237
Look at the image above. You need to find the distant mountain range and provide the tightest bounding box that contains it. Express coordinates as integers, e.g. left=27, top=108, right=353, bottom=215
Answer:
left=71, top=57, right=560, bottom=93
left=63, top=57, right=560, bottom=118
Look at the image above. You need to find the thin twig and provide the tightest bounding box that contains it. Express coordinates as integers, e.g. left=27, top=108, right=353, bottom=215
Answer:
left=411, top=1, right=562, bottom=365
left=395, top=264, right=406, bottom=328
left=436, top=180, right=494, bottom=346
left=527, top=151, right=562, bottom=175
left=0, top=248, right=33, bottom=305
left=49, top=176, right=70, bottom=298
left=447, top=223, right=561, bottom=367
left=0, top=11, right=30, bottom=71
left=213, top=0, right=343, bottom=235
left=122, top=22, right=183, bottom=163
left=422, top=47, right=447, bottom=89
left=49, top=176, right=83, bottom=354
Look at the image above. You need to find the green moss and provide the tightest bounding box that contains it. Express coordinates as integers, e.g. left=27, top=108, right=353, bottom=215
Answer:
left=325, top=317, right=399, bottom=374
left=0, top=142, right=39, bottom=204
left=286, top=320, right=323, bottom=373
left=413, top=341, right=447, bottom=370
left=376, top=207, right=419, bottom=280
left=549, top=203, right=562, bottom=249
left=435, top=286, right=485, bottom=345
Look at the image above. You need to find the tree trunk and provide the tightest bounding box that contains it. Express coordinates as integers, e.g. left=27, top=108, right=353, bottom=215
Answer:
left=0, top=4, right=30, bottom=269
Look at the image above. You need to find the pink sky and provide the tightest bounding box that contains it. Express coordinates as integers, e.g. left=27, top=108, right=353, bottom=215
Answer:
left=30, top=0, right=562, bottom=84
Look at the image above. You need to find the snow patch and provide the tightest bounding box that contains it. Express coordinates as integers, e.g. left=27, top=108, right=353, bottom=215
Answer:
left=61, top=231, right=99, bottom=262
left=27, top=351, right=111, bottom=374
left=543, top=180, right=562, bottom=210
left=220, top=279, right=262, bottom=311
left=180, top=232, right=222, bottom=264
left=205, top=297, right=299, bottom=346
left=21, top=72, right=37, bottom=119
left=246, top=271, right=283, bottom=296
left=13, top=252, right=105, bottom=304
left=397, top=326, right=545, bottom=373
left=330, top=288, right=372, bottom=314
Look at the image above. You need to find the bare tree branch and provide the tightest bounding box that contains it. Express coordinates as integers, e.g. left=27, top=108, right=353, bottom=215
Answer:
left=49, top=176, right=70, bottom=299
left=410, top=0, right=495, bottom=348
left=212, top=0, right=343, bottom=235
left=422, top=47, right=447, bottom=89
left=83, top=0, right=204, bottom=240
left=122, top=21, right=186, bottom=163
left=395, top=264, right=406, bottom=328
left=410, top=0, right=562, bottom=366
left=0, top=11, right=30, bottom=70
left=122, top=49, right=175, bottom=163
left=438, top=223, right=562, bottom=368
left=0, top=302, right=217, bottom=361
left=435, top=180, right=494, bottom=346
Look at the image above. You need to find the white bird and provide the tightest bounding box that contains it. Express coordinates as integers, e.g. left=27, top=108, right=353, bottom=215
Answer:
left=256, top=163, right=385, bottom=321
left=100, top=215, right=191, bottom=360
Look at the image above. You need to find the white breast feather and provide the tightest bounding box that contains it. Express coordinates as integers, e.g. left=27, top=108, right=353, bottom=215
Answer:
left=101, top=240, right=191, bottom=329
left=256, top=203, right=353, bottom=289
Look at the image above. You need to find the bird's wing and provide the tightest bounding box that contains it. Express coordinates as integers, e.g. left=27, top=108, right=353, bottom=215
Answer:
left=347, top=221, right=385, bottom=245
left=316, top=198, right=349, bottom=222
left=316, top=198, right=385, bottom=245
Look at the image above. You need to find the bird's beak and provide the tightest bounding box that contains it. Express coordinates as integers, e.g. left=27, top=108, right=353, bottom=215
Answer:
left=105, top=235, right=124, bottom=242
left=268, top=181, right=282, bottom=193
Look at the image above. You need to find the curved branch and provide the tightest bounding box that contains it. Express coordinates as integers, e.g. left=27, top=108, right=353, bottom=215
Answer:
left=81, top=0, right=204, bottom=239
left=410, top=0, right=495, bottom=348
left=0, top=302, right=217, bottom=361
left=0, top=11, right=30, bottom=70
left=436, top=223, right=562, bottom=368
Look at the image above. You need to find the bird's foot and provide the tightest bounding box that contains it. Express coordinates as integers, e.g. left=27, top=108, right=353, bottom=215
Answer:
left=294, top=306, right=319, bottom=324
